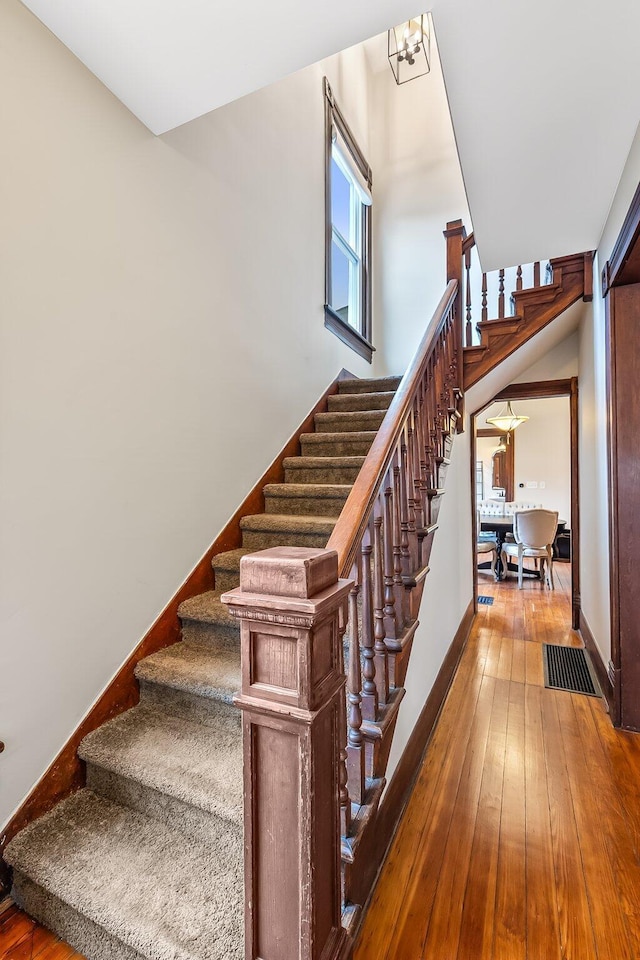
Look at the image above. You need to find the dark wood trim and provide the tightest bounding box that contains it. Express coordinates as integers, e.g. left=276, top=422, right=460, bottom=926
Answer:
left=605, top=290, right=622, bottom=727
left=603, top=179, right=640, bottom=294
left=494, top=379, right=574, bottom=401
left=323, top=77, right=373, bottom=350
left=471, top=420, right=479, bottom=613
left=346, top=600, right=474, bottom=915
left=323, top=78, right=372, bottom=188
left=569, top=377, right=580, bottom=630
left=579, top=611, right=614, bottom=713
left=471, top=379, right=580, bottom=628
left=0, top=367, right=357, bottom=897
left=324, top=307, right=374, bottom=363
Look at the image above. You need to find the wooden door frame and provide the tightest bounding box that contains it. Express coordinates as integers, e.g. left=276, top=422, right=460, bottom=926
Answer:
left=470, top=378, right=580, bottom=629
left=602, top=180, right=640, bottom=728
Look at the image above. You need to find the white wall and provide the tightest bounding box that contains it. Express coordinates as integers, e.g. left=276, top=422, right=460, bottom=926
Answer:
left=0, top=0, right=381, bottom=828
left=385, top=428, right=473, bottom=783
left=369, top=33, right=472, bottom=376
left=577, top=120, right=640, bottom=668
left=477, top=398, right=572, bottom=522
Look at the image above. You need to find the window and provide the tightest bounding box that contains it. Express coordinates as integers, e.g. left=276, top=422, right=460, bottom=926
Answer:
left=324, top=78, right=373, bottom=362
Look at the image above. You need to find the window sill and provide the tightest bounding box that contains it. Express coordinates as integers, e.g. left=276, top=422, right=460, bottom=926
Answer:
left=324, top=306, right=374, bottom=363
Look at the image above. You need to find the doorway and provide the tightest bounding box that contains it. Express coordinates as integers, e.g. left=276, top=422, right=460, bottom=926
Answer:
left=471, top=378, right=580, bottom=629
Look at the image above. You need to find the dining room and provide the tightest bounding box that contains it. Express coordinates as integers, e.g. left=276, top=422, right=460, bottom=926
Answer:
left=472, top=379, right=579, bottom=629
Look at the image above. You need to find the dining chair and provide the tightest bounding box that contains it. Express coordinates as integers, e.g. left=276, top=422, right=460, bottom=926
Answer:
left=501, top=509, right=559, bottom=589
left=476, top=510, right=497, bottom=576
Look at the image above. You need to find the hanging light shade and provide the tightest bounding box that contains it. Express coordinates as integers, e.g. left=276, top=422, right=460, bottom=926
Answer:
left=388, top=15, right=431, bottom=85
left=494, top=438, right=508, bottom=455
left=486, top=401, right=529, bottom=432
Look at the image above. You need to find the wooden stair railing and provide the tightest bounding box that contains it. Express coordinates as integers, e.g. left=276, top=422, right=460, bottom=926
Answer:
left=446, top=219, right=594, bottom=390
left=223, top=280, right=462, bottom=960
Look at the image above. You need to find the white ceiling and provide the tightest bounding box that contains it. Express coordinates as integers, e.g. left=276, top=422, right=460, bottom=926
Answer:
left=20, top=0, right=640, bottom=269
left=20, top=0, right=418, bottom=135
left=430, top=0, right=640, bottom=270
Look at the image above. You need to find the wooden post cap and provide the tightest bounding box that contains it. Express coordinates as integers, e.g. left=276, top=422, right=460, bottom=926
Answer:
left=235, top=546, right=339, bottom=599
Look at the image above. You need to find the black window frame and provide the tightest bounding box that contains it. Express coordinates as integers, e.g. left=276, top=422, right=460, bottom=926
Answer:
left=323, top=77, right=374, bottom=363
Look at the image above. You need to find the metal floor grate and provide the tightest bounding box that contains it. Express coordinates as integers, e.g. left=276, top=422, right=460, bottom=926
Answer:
left=478, top=595, right=494, bottom=606
left=543, top=644, right=600, bottom=697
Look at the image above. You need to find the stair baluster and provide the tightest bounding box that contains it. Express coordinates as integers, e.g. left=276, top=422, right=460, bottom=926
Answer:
left=498, top=268, right=505, bottom=318
left=382, top=474, right=398, bottom=640
left=534, top=260, right=541, bottom=286
left=392, top=461, right=408, bottom=628
left=346, top=578, right=366, bottom=806
left=481, top=272, right=488, bottom=323
left=465, top=245, right=472, bottom=346
left=373, top=513, right=390, bottom=705
left=338, top=602, right=351, bottom=838
left=516, top=264, right=523, bottom=290
left=360, top=533, right=378, bottom=721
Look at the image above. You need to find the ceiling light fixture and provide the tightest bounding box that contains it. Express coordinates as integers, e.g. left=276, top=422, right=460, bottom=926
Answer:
left=486, top=401, right=529, bottom=433
left=388, top=15, right=431, bottom=85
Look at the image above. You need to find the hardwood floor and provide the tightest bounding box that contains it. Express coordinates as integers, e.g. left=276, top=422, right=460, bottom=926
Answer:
left=5, top=564, right=640, bottom=960
left=0, top=901, right=81, bottom=959
left=355, top=563, right=640, bottom=960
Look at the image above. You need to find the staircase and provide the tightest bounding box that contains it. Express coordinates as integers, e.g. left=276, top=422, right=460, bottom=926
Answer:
left=4, top=376, right=402, bottom=960
left=444, top=221, right=594, bottom=390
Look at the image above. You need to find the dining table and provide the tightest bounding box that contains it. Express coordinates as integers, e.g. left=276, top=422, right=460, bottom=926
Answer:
left=479, top=515, right=567, bottom=581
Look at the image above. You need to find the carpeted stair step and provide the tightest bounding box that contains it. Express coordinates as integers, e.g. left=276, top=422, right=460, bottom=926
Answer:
left=263, top=483, right=351, bottom=518
left=6, top=790, right=243, bottom=960
left=300, top=431, right=377, bottom=457
left=178, top=591, right=239, bottom=648
left=327, top=391, right=395, bottom=413
left=283, top=456, right=366, bottom=484
left=338, top=376, right=402, bottom=395
left=314, top=410, right=386, bottom=433
left=211, top=548, right=250, bottom=593
left=136, top=641, right=240, bottom=724
left=79, top=704, right=242, bottom=843
left=240, top=513, right=335, bottom=549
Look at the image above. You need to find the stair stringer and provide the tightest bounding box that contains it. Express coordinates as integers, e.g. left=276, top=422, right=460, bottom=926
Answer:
left=463, top=251, right=593, bottom=390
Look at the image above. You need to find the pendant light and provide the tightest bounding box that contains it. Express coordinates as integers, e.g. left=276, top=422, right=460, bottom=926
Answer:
left=388, top=15, right=431, bottom=85
left=486, top=401, right=529, bottom=433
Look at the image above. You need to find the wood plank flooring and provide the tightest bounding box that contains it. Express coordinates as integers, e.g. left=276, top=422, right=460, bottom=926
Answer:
left=0, top=901, right=80, bottom=960
left=355, top=563, right=640, bottom=960
left=4, top=564, right=640, bottom=960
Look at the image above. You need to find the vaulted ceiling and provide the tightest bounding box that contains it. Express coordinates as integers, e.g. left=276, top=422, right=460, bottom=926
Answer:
left=20, top=0, right=640, bottom=270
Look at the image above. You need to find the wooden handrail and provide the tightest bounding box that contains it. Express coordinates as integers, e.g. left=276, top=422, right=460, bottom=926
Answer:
left=327, top=280, right=458, bottom=575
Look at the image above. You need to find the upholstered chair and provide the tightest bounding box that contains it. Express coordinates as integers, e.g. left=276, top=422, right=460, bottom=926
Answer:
left=501, top=509, right=559, bottom=589
left=476, top=510, right=497, bottom=576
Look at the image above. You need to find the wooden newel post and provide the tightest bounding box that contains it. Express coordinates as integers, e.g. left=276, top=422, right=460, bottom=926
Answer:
left=222, top=546, right=353, bottom=960
left=443, top=219, right=467, bottom=387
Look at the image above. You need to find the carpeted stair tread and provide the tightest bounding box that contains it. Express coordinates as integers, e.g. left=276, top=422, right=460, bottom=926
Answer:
left=327, top=391, right=395, bottom=412
left=240, top=513, right=336, bottom=534
left=283, top=455, right=366, bottom=484
left=178, top=591, right=237, bottom=629
left=338, top=376, right=402, bottom=394
left=283, top=456, right=366, bottom=470
left=79, top=705, right=242, bottom=824
left=211, top=547, right=250, bottom=574
left=263, top=483, right=352, bottom=498
left=211, top=548, right=250, bottom=591
left=5, top=790, right=242, bottom=960
left=300, top=431, right=377, bottom=457
left=136, top=642, right=240, bottom=704
left=314, top=410, right=386, bottom=433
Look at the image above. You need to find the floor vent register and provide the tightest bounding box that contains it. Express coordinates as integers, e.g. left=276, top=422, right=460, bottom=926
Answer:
left=543, top=643, right=600, bottom=697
